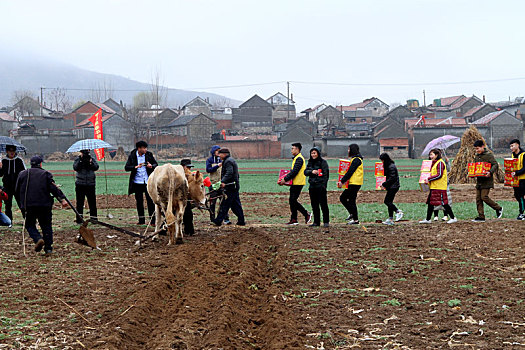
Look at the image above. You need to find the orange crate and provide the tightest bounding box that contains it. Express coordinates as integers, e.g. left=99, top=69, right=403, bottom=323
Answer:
left=337, top=174, right=349, bottom=189
left=375, top=176, right=386, bottom=190
left=468, top=162, right=491, bottom=177
left=338, top=159, right=351, bottom=175
left=504, top=158, right=518, bottom=173
left=375, top=162, right=384, bottom=177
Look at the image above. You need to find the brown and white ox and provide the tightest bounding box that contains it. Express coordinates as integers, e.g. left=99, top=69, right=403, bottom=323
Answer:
left=147, top=164, right=206, bottom=245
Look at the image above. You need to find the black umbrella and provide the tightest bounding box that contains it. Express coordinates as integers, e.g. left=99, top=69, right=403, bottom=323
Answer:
left=0, top=136, right=26, bottom=153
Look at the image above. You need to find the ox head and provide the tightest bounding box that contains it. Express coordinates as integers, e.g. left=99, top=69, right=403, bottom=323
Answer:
left=185, top=169, right=207, bottom=209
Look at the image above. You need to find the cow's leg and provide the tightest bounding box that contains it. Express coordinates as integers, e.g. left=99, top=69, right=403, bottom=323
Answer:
left=175, top=206, right=185, bottom=245
left=152, top=204, right=162, bottom=241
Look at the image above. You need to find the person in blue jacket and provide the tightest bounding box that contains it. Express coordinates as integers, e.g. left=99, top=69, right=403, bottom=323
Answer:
left=206, top=145, right=230, bottom=224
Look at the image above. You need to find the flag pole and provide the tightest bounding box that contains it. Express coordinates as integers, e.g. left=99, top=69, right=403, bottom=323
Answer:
left=103, top=155, right=110, bottom=219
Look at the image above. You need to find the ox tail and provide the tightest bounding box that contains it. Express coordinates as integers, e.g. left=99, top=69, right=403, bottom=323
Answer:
left=165, top=166, right=176, bottom=227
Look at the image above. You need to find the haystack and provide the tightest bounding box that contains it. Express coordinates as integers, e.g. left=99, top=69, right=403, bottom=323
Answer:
left=449, top=125, right=504, bottom=184
left=111, top=147, right=127, bottom=161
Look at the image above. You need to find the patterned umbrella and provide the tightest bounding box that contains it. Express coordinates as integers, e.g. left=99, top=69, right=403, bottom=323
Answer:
left=66, top=139, right=113, bottom=153
left=0, top=136, right=26, bottom=153
left=421, top=135, right=460, bottom=157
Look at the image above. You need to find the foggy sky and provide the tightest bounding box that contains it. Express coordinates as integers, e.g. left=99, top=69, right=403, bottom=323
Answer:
left=1, top=0, right=523, bottom=110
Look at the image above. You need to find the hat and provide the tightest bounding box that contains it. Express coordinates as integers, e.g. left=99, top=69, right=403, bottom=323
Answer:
left=180, top=159, right=194, bottom=167
left=218, top=148, right=230, bottom=154
left=30, top=155, right=44, bottom=165
left=5, top=145, right=16, bottom=152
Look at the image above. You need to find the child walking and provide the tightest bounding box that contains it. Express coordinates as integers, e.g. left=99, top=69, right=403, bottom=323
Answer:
left=379, top=153, right=403, bottom=225
left=419, top=149, right=457, bottom=224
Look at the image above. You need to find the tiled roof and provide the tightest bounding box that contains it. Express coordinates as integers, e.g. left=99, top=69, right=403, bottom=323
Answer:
left=405, top=117, right=467, bottom=128
left=337, top=98, right=377, bottom=112
left=166, top=114, right=200, bottom=127
left=76, top=113, right=116, bottom=127
left=437, top=95, right=464, bottom=107
left=0, top=112, right=16, bottom=122
left=224, top=135, right=278, bottom=141
left=471, top=110, right=508, bottom=125
left=463, top=104, right=485, bottom=118
left=380, top=138, right=409, bottom=147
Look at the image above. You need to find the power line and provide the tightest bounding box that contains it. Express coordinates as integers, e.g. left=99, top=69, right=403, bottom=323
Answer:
left=291, top=77, right=525, bottom=87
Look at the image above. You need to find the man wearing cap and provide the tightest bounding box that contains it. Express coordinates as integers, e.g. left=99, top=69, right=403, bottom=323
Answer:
left=125, top=141, right=158, bottom=225
left=180, top=159, right=195, bottom=236
left=15, top=156, right=68, bottom=254
left=0, top=144, right=26, bottom=221
left=73, top=149, right=99, bottom=223
left=212, top=149, right=246, bottom=226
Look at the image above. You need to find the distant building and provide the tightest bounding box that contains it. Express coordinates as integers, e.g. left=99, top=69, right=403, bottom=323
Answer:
left=266, top=92, right=295, bottom=124
left=463, top=104, right=496, bottom=123
left=301, top=104, right=327, bottom=123
left=64, top=101, right=117, bottom=126
left=338, top=97, right=389, bottom=124
left=316, top=105, right=343, bottom=134
left=379, top=138, right=409, bottom=158
left=10, top=96, right=55, bottom=118
left=472, top=110, right=523, bottom=149
left=232, top=95, right=273, bottom=133
left=181, top=97, right=212, bottom=117
left=75, top=113, right=134, bottom=152
left=165, top=113, right=217, bottom=144
left=211, top=107, right=233, bottom=131
left=427, top=95, right=484, bottom=118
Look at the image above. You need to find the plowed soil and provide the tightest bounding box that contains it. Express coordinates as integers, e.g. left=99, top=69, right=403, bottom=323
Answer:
left=1, top=188, right=525, bottom=349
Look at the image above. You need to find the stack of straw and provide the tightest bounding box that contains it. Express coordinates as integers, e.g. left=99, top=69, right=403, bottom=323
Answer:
left=449, top=125, right=504, bottom=184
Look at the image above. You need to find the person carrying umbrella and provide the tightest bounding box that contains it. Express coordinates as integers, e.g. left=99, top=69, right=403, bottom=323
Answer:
left=73, top=149, right=99, bottom=222
left=0, top=144, right=26, bottom=222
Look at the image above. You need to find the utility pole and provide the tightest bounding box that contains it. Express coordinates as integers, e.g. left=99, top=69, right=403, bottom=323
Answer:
left=287, top=81, right=290, bottom=121
left=423, top=89, right=426, bottom=107
left=40, top=87, right=44, bottom=116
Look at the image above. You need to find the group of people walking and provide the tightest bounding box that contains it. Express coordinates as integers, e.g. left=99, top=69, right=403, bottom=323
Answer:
left=279, top=139, right=524, bottom=226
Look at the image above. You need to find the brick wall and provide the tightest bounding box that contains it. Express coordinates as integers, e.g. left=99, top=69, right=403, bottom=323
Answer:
left=219, top=140, right=281, bottom=159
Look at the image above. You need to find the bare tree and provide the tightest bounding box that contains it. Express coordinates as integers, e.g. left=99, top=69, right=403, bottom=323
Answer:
left=10, top=90, right=37, bottom=120
left=211, top=97, right=235, bottom=109
left=89, top=79, right=114, bottom=103
left=150, top=67, right=167, bottom=151
left=124, top=103, right=148, bottom=142
left=47, top=87, right=72, bottom=113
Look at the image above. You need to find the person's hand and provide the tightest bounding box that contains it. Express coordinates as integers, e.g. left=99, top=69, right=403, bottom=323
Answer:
left=337, top=181, right=342, bottom=188
left=218, top=163, right=222, bottom=167
left=312, top=170, right=318, bottom=175
left=424, top=179, right=429, bottom=184
left=146, top=162, right=152, bottom=168
left=381, top=185, right=385, bottom=190
left=61, top=199, right=68, bottom=208
left=220, top=182, right=226, bottom=188
left=484, top=171, right=491, bottom=177
left=0, top=162, right=3, bottom=169
left=511, top=171, right=516, bottom=177
left=277, top=178, right=284, bottom=186
left=136, top=163, right=143, bottom=169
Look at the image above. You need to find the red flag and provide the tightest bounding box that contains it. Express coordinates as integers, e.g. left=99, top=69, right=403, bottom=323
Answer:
left=88, top=108, right=105, bottom=160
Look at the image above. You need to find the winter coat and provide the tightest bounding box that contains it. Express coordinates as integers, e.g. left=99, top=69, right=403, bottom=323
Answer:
left=513, top=148, right=525, bottom=177
left=206, top=145, right=222, bottom=183
left=304, top=148, right=329, bottom=189
left=473, top=149, right=498, bottom=189
left=381, top=162, right=400, bottom=190
left=220, top=155, right=240, bottom=191
left=15, top=166, right=65, bottom=209
left=0, top=156, right=26, bottom=192
left=73, top=154, right=99, bottom=186
left=124, top=149, right=158, bottom=195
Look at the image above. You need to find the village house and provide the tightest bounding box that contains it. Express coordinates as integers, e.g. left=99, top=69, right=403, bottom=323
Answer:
left=337, top=97, right=389, bottom=124
left=9, top=96, right=55, bottom=119
left=300, top=103, right=327, bottom=123
left=463, top=104, right=496, bottom=123
left=211, top=107, right=233, bottom=131
left=64, top=101, right=117, bottom=126
left=232, top=94, right=273, bottom=133
left=316, top=105, right=344, bottom=135
left=75, top=113, right=135, bottom=152
left=266, top=92, right=296, bottom=125
left=427, top=95, right=484, bottom=118
left=164, top=113, right=217, bottom=145
left=181, top=97, right=212, bottom=117
left=379, top=138, right=409, bottom=158
left=471, top=110, right=523, bottom=149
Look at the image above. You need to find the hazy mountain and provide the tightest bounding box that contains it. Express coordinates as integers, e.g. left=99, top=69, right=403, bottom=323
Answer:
left=0, top=55, right=239, bottom=110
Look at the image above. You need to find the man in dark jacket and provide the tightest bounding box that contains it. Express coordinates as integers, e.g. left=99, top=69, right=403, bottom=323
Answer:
left=509, top=139, right=525, bottom=220
left=124, top=141, right=158, bottom=224
left=304, top=147, right=329, bottom=227
left=15, top=156, right=67, bottom=254
left=278, top=143, right=311, bottom=225
left=205, top=145, right=230, bottom=224
left=0, top=144, right=26, bottom=221
left=181, top=159, right=195, bottom=236
left=212, top=149, right=245, bottom=226
left=472, top=140, right=503, bottom=222
left=73, top=149, right=99, bottom=223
